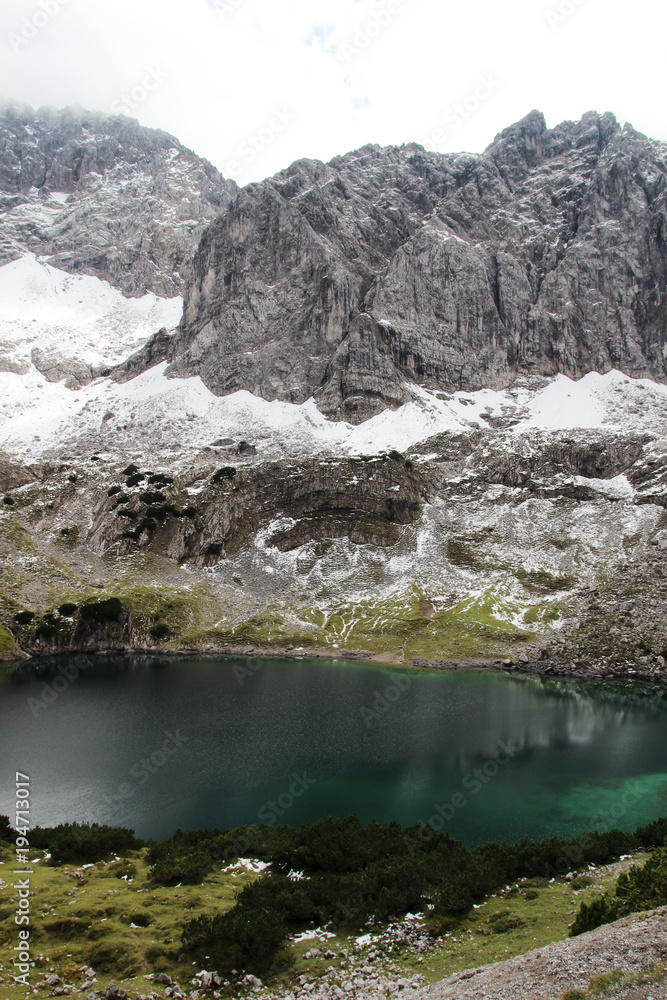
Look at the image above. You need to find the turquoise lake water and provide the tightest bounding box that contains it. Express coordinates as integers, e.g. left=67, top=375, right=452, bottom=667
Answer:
left=1, top=655, right=666, bottom=843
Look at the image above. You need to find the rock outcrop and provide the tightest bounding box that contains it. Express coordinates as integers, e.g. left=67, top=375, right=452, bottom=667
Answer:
left=417, top=906, right=667, bottom=1000
left=0, top=101, right=237, bottom=296
left=169, top=110, right=667, bottom=421
left=88, top=454, right=431, bottom=566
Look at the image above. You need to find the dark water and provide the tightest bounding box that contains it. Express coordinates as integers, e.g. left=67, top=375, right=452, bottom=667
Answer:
left=1, top=655, right=666, bottom=844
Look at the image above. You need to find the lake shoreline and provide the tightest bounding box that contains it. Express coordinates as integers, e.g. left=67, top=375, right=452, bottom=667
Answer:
left=4, top=637, right=667, bottom=686
left=3, top=646, right=667, bottom=845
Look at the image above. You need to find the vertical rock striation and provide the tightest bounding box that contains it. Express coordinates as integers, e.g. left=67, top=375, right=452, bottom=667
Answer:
left=170, top=111, right=667, bottom=421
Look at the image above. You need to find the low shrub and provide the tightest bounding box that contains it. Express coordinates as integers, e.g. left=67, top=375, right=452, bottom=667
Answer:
left=14, top=611, right=35, bottom=625
left=145, top=504, right=177, bottom=521
left=571, top=847, right=667, bottom=935
left=176, top=814, right=666, bottom=970
left=212, top=467, right=237, bottom=484
left=30, top=822, right=143, bottom=864
left=150, top=847, right=214, bottom=885
left=107, top=859, right=137, bottom=879
left=570, top=875, right=593, bottom=889
left=636, top=816, right=667, bottom=847
left=150, top=623, right=171, bottom=641
left=79, top=598, right=123, bottom=624
left=140, top=491, right=167, bottom=505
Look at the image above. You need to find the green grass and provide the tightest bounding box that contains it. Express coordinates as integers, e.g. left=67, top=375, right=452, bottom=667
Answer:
left=559, top=965, right=667, bottom=999
left=401, top=589, right=536, bottom=661
left=0, top=624, right=20, bottom=660
left=411, top=855, right=652, bottom=987
left=173, top=587, right=555, bottom=661
left=4, top=581, right=231, bottom=654
left=523, top=603, right=563, bottom=626
left=320, top=591, right=428, bottom=652
left=207, top=609, right=323, bottom=648
left=0, top=572, right=563, bottom=663
left=0, top=842, right=651, bottom=1000
left=0, top=842, right=255, bottom=998
left=202, top=587, right=536, bottom=659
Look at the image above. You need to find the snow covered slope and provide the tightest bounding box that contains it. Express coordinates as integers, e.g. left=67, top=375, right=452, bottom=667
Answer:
left=0, top=254, right=181, bottom=389
left=2, top=346, right=667, bottom=462
left=1, top=259, right=666, bottom=679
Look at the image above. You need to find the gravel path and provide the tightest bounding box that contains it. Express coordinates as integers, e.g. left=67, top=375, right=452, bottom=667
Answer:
left=416, top=907, right=667, bottom=1000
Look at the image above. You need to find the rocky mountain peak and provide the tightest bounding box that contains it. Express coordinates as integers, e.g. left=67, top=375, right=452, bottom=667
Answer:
left=0, top=100, right=238, bottom=296
left=167, top=110, right=667, bottom=423
left=485, top=110, right=621, bottom=182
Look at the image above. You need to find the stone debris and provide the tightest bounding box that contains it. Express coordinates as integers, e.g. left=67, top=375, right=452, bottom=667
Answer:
left=416, top=905, right=667, bottom=1000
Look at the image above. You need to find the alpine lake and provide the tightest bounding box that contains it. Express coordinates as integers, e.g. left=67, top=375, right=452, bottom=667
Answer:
left=1, top=655, right=666, bottom=843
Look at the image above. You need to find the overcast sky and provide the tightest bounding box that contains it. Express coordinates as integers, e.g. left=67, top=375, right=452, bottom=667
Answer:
left=1, top=0, right=665, bottom=186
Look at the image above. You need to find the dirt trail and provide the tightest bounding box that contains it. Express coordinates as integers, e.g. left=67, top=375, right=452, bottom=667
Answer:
left=417, top=907, right=667, bottom=1000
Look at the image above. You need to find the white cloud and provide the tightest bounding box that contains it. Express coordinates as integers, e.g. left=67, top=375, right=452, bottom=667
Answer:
left=0, top=0, right=665, bottom=186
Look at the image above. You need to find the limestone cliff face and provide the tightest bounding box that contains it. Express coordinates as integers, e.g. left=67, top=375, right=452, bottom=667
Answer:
left=170, top=111, right=667, bottom=421
left=0, top=102, right=237, bottom=297
left=2, top=107, right=667, bottom=675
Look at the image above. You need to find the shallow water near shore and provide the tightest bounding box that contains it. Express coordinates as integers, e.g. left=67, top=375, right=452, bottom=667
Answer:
left=1, top=654, right=666, bottom=843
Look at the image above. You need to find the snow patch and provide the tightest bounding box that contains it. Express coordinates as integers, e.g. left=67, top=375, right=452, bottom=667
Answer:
left=355, top=933, right=375, bottom=946
left=521, top=370, right=667, bottom=430
left=575, top=474, right=635, bottom=500
left=0, top=253, right=182, bottom=374
left=220, top=858, right=270, bottom=874
left=293, top=928, right=336, bottom=942
left=2, top=279, right=667, bottom=465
